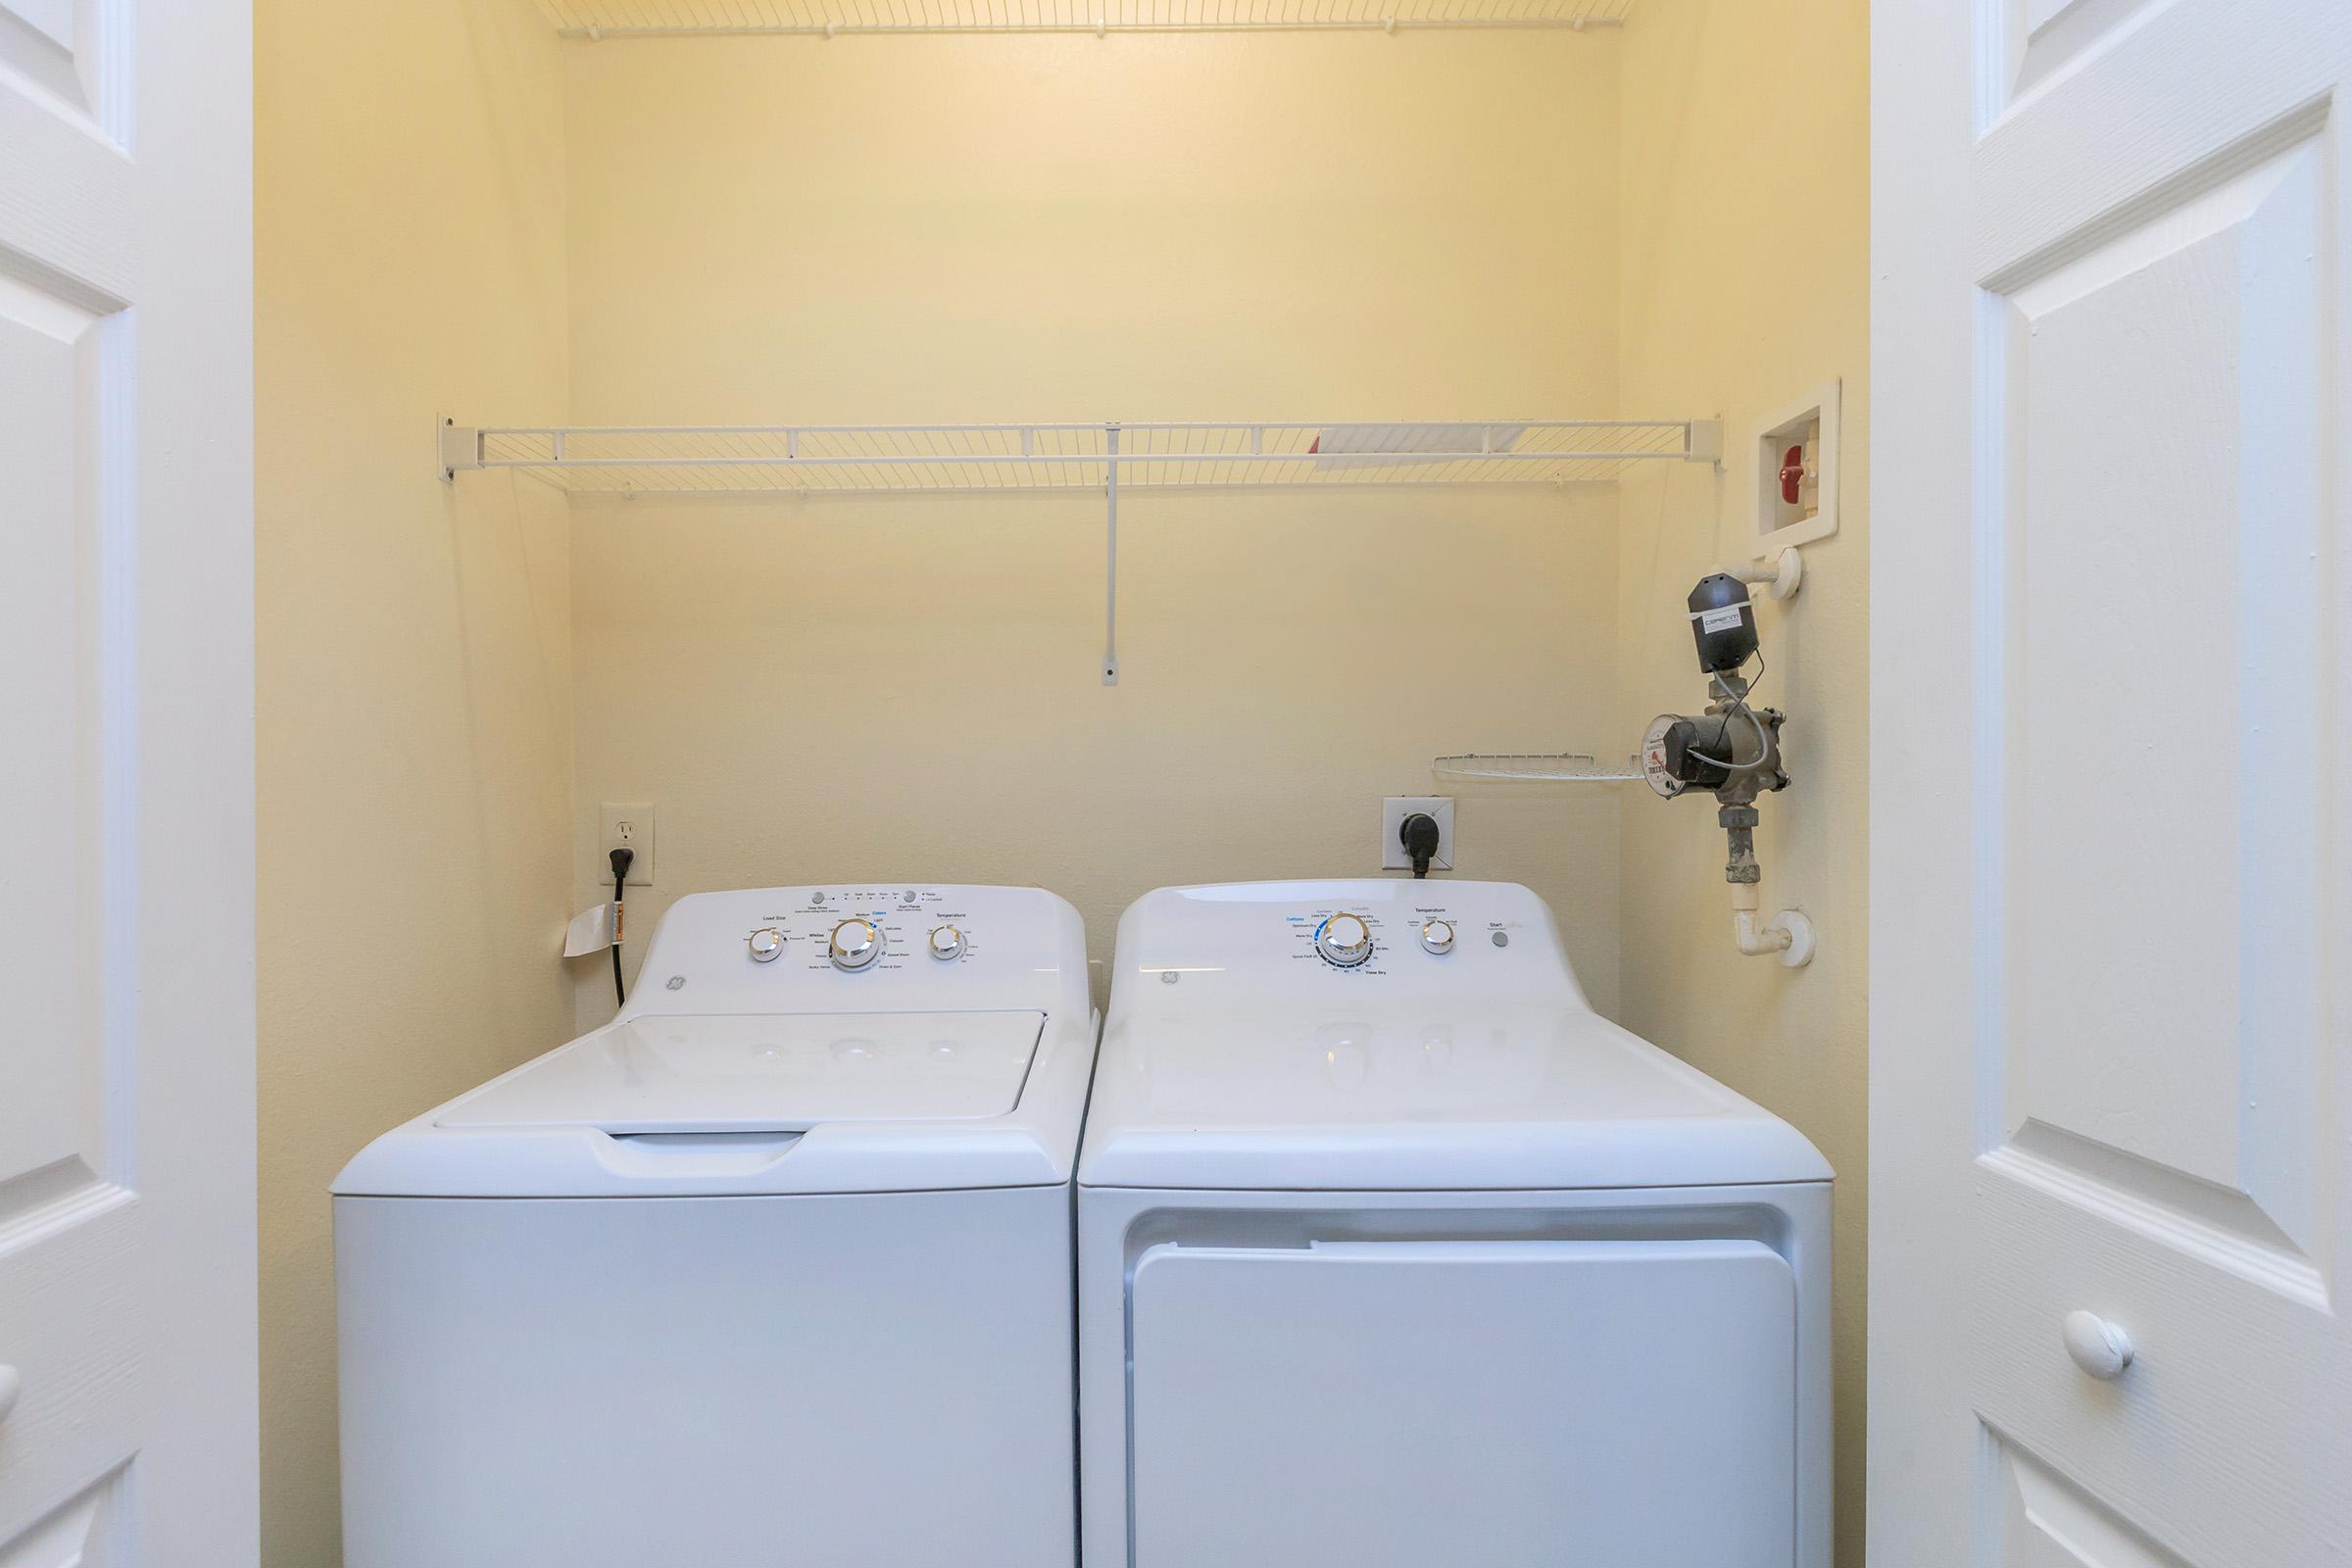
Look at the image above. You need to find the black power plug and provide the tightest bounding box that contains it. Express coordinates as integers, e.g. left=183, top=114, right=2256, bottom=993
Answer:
left=1398, top=812, right=1442, bottom=880
left=609, top=847, right=635, bottom=1005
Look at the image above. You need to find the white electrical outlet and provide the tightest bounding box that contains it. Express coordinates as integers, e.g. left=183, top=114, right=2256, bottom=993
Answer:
left=601, top=803, right=656, bottom=887
left=1381, top=797, right=1454, bottom=872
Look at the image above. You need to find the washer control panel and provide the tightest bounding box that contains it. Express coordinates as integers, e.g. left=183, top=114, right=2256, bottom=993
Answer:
left=624, top=885, right=1087, bottom=1018
left=726, top=888, right=987, bottom=975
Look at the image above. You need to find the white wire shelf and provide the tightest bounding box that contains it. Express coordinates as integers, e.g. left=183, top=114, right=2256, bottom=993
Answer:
left=1434, top=752, right=1641, bottom=781
left=535, top=0, right=1635, bottom=37
left=438, top=419, right=1720, bottom=494
left=438, top=416, right=1719, bottom=687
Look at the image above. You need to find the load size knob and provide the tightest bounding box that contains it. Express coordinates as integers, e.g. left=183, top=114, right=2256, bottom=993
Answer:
left=828, top=918, right=884, bottom=971
left=747, top=927, right=786, bottom=963
left=1315, top=913, right=1374, bottom=968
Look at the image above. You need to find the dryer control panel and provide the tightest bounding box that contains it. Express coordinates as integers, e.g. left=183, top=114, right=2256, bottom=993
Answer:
left=624, top=885, right=1090, bottom=1021
left=1116, top=880, right=1586, bottom=1008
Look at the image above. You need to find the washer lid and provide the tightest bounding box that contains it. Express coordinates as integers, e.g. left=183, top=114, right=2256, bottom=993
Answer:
left=1077, top=1005, right=1831, bottom=1190
left=439, top=1010, right=1046, bottom=1134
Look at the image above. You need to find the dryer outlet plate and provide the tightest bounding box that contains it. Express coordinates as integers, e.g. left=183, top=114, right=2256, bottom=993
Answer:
left=1381, top=797, right=1454, bottom=872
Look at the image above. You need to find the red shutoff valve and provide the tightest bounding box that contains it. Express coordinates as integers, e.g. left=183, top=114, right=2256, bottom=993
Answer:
left=1779, top=444, right=1808, bottom=506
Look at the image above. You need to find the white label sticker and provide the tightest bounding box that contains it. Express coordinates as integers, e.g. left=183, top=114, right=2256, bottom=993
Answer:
left=1699, top=606, right=1745, bottom=633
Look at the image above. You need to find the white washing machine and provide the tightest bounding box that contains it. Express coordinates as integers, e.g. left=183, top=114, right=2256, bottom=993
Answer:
left=334, top=885, right=1096, bottom=1568
left=1077, top=880, right=1833, bottom=1568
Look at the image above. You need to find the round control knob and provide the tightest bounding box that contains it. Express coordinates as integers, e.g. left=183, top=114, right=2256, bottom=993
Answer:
left=747, top=927, right=786, bottom=963
left=928, top=925, right=966, bottom=961
left=828, top=917, right=884, bottom=971
left=1315, top=913, right=1374, bottom=968
left=1420, top=919, right=1455, bottom=955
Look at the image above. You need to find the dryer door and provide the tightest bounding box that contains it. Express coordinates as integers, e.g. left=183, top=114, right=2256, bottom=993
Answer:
left=1128, top=1238, right=1795, bottom=1568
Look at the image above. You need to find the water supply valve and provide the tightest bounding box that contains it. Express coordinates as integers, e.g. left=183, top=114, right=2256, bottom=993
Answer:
left=1641, top=572, right=1814, bottom=968
left=1640, top=708, right=1787, bottom=803
left=1780, top=442, right=1811, bottom=508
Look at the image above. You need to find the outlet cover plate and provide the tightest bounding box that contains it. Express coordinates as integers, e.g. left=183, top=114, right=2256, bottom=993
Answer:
left=600, top=802, right=656, bottom=887
left=1381, top=797, right=1454, bottom=872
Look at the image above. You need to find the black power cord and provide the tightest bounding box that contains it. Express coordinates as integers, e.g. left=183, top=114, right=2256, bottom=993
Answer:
left=1398, top=812, right=1442, bottom=879
left=609, top=847, right=634, bottom=1005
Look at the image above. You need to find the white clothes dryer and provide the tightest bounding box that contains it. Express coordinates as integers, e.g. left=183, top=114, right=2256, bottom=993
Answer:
left=335, top=885, right=1095, bottom=1568
left=1077, top=880, right=1832, bottom=1568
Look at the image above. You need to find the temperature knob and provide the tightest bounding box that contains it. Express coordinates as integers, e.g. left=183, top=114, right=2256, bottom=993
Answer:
left=928, top=925, right=966, bottom=961
left=828, top=918, right=884, bottom=971
left=1315, top=913, right=1374, bottom=968
left=747, top=927, right=786, bottom=963
left=1420, top=919, right=1455, bottom=955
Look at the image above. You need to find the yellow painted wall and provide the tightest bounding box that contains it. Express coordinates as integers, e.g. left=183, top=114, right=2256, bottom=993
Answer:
left=1615, top=5, right=1871, bottom=1564
left=254, top=2, right=573, bottom=1563
left=560, top=33, right=1632, bottom=1020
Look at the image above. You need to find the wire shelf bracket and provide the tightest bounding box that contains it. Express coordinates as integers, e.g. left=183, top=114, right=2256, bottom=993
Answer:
left=438, top=416, right=1724, bottom=681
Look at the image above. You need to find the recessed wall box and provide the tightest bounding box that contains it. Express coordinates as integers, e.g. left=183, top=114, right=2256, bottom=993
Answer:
left=1750, top=380, right=1840, bottom=559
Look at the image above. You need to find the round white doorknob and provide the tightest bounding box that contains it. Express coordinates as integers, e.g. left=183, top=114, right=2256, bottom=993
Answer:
left=0, top=1365, right=21, bottom=1425
left=2062, top=1310, right=2134, bottom=1381
left=928, top=925, right=965, bottom=961
left=1315, top=913, right=1374, bottom=967
left=1420, top=919, right=1455, bottom=955
left=828, top=918, right=884, bottom=971
left=747, top=927, right=786, bottom=963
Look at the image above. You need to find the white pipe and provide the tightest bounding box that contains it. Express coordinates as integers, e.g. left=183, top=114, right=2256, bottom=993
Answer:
left=1718, top=547, right=1803, bottom=600
left=1731, top=881, right=1815, bottom=967
left=1733, top=907, right=1790, bottom=956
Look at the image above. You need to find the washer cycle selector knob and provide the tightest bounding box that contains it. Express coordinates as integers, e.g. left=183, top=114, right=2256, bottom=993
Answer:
left=1420, top=919, right=1455, bottom=955
left=928, top=925, right=966, bottom=961
left=828, top=918, right=884, bottom=971
left=747, top=927, right=786, bottom=963
left=1315, top=913, right=1374, bottom=968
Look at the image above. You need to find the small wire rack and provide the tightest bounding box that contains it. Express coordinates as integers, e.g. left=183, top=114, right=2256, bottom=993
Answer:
left=1432, top=753, right=1642, bottom=782
left=534, top=0, right=1636, bottom=36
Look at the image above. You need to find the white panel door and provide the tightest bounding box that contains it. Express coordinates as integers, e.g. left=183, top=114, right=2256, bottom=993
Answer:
left=1874, top=3, right=2351, bottom=1565
left=0, top=0, right=255, bottom=1562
